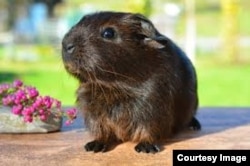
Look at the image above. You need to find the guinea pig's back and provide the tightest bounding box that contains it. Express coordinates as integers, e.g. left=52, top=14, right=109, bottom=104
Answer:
left=166, top=41, right=198, bottom=133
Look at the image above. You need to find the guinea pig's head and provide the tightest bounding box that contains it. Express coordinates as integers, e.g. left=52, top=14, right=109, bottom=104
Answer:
left=62, top=11, right=169, bottom=83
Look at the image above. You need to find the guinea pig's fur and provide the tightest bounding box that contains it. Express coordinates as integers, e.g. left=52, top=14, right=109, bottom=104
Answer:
left=62, top=11, right=201, bottom=153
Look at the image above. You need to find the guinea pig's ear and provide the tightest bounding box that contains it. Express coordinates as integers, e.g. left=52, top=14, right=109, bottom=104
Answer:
left=132, top=14, right=169, bottom=49
left=143, top=35, right=169, bottom=49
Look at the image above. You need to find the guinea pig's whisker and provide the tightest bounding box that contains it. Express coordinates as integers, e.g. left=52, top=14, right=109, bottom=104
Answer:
left=96, top=66, right=136, bottom=82
left=85, top=70, right=96, bottom=99
left=93, top=73, right=109, bottom=104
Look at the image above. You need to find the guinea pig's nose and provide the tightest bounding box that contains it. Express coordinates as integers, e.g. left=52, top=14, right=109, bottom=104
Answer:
left=64, top=43, right=75, bottom=54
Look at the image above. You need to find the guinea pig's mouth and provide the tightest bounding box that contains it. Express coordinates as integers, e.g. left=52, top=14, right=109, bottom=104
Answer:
left=63, top=63, right=88, bottom=83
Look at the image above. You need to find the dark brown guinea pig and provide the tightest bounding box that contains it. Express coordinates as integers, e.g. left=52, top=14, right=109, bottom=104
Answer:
left=61, top=11, right=201, bottom=153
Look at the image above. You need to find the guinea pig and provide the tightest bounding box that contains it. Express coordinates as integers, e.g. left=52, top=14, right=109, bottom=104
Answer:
left=61, top=11, right=201, bottom=153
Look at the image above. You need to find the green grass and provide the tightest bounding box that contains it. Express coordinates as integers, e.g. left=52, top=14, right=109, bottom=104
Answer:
left=197, top=61, right=250, bottom=106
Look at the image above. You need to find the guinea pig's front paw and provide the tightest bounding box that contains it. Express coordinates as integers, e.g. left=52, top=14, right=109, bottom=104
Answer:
left=135, top=142, right=160, bottom=153
left=189, top=117, right=201, bottom=130
left=84, top=140, right=108, bottom=153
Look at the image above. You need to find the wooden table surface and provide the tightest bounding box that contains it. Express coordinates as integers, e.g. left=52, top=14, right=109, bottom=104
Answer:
left=1, top=107, right=250, bottom=166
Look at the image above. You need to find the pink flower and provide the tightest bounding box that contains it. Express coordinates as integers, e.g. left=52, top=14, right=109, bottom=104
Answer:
left=22, top=107, right=34, bottom=116
left=13, top=80, right=23, bottom=88
left=24, top=115, right=33, bottom=123
left=27, top=87, right=39, bottom=98
left=66, top=108, right=77, bottom=118
left=33, top=96, right=43, bottom=108
left=14, top=89, right=27, bottom=104
left=0, top=84, right=10, bottom=94
left=1, top=80, right=77, bottom=125
left=2, top=95, right=15, bottom=106
left=65, top=120, right=73, bottom=126
left=11, top=105, right=23, bottom=115
left=39, top=109, right=45, bottom=114
left=43, top=96, right=53, bottom=109
left=2, top=97, right=9, bottom=105
left=39, top=114, right=47, bottom=121
left=54, top=100, right=61, bottom=109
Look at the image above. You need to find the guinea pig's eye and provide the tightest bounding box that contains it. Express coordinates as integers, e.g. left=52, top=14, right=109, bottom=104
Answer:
left=101, top=28, right=116, bottom=39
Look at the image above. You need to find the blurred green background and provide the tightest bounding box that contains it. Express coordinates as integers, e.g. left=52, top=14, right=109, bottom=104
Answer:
left=0, top=0, right=249, bottom=106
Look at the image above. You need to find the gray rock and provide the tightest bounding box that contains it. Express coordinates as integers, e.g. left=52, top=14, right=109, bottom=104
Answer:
left=0, top=106, right=62, bottom=133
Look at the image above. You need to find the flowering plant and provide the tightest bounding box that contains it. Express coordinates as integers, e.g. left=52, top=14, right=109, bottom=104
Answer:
left=0, top=80, right=77, bottom=126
